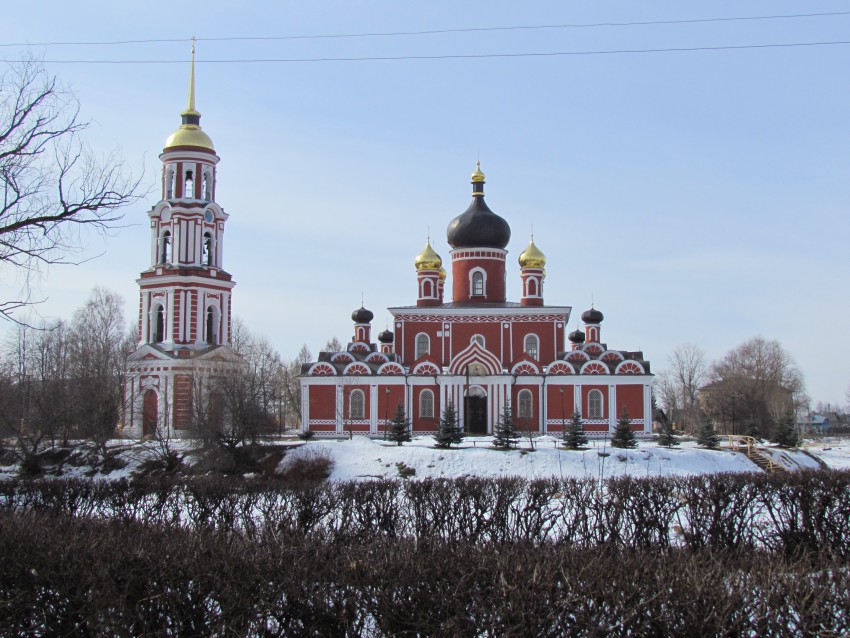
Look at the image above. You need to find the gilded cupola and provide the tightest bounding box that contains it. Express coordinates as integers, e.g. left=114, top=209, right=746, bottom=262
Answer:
left=414, top=239, right=442, bottom=271
left=518, top=236, right=546, bottom=268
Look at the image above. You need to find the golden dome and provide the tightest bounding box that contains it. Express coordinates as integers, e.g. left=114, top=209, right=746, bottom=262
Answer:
left=519, top=237, right=546, bottom=268
left=471, top=160, right=485, bottom=183
left=164, top=124, right=215, bottom=151
left=438, top=266, right=447, bottom=281
left=414, top=239, right=442, bottom=271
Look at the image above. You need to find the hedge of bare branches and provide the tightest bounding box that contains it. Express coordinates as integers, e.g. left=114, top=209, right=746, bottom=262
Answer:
left=1, top=471, right=849, bottom=556
left=0, top=510, right=848, bottom=637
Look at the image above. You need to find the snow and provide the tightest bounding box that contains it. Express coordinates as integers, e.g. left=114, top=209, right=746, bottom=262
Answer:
left=286, top=435, right=841, bottom=482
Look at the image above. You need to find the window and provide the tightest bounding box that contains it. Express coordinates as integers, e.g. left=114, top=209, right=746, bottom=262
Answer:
left=472, top=334, right=485, bottom=347
left=416, top=333, right=430, bottom=359
left=184, top=170, right=194, bottom=198
left=527, top=277, right=538, bottom=296
left=349, top=390, right=365, bottom=419
left=160, top=231, right=172, bottom=264
left=588, top=390, right=603, bottom=419
left=518, top=390, right=533, bottom=419
left=165, top=168, right=174, bottom=199
left=206, top=307, right=216, bottom=345
left=203, top=232, right=213, bottom=266
left=154, top=306, right=165, bottom=343
left=422, top=279, right=433, bottom=298
left=524, top=334, right=539, bottom=360
left=420, top=390, right=434, bottom=418
left=472, top=271, right=484, bottom=296
left=202, top=171, right=212, bottom=200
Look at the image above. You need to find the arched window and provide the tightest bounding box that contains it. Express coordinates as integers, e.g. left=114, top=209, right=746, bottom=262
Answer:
left=205, top=306, right=217, bottom=345
left=472, top=334, right=485, bottom=348
left=349, top=390, right=365, bottom=419
left=472, top=271, right=485, bottom=296
left=154, top=306, right=165, bottom=343
left=524, top=334, right=539, bottom=360
left=422, top=279, right=433, bottom=298
left=588, top=390, right=603, bottom=419
left=202, top=171, right=212, bottom=200
left=420, top=389, right=434, bottom=418
left=527, top=277, right=538, bottom=297
left=165, top=168, right=174, bottom=199
left=203, top=232, right=213, bottom=266
left=416, top=333, right=430, bottom=359
left=160, top=231, right=171, bottom=264
left=184, top=170, right=194, bottom=198
left=518, top=390, right=533, bottom=419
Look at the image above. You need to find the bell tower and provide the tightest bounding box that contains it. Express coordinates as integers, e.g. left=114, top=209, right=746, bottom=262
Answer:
left=124, top=44, right=240, bottom=438
left=138, top=42, right=234, bottom=351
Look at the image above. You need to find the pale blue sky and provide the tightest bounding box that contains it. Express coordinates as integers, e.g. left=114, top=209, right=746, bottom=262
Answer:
left=1, top=1, right=848, bottom=407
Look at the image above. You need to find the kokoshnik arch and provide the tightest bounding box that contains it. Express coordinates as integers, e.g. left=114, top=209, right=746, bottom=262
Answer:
left=300, top=163, right=653, bottom=437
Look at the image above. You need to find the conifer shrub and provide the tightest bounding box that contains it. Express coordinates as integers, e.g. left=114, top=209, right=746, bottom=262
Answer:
left=433, top=401, right=463, bottom=449
left=388, top=405, right=412, bottom=446
left=562, top=410, right=588, bottom=450
left=493, top=403, right=520, bottom=450
left=611, top=408, right=638, bottom=449
left=697, top=419, right=721, bottom=449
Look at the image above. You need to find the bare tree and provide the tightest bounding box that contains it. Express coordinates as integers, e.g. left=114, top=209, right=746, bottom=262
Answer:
left=653, top=343, right=707, bottom=433
left=704, top=337, right=806, bottom=438
left=281, top=343, right=312, bottom=430
left=0, top=58, right=142, bottom=321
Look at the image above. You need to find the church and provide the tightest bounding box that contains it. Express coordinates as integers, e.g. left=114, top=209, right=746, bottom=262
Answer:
left=122, top=55, right=653, bottom=439
left=299, top=164, right=653, bottom=437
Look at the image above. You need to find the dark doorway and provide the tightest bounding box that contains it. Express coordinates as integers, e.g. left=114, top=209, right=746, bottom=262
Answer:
left=142, top=390, right=158, bottom=437
left=465, top=396, right=488, bottom=434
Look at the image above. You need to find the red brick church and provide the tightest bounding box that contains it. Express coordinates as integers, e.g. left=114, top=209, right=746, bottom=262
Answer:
left=299, top=163, right=653, bottom=437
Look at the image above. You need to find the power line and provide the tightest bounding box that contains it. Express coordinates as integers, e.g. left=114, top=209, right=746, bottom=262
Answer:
left=2, top=10, right=850, bottom=48
left=38, top=40, right=850, bottom=64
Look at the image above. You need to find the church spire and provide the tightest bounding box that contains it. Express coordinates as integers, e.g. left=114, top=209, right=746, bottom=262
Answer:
left=181, top=37, right=201, bottom=122
left=164, top=38, right=214, bottom=151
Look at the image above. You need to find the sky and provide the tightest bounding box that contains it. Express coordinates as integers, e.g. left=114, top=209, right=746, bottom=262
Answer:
left=0, top=1, right=848, bottom=408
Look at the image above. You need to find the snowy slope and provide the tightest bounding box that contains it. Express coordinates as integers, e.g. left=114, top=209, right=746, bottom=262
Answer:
left=287, top=436, right=828, bottom=482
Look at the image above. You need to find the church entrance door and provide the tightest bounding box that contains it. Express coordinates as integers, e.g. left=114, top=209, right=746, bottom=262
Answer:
left=464, top=386, right=488, bottom=434
left=142, top=390, right=158, bottom=437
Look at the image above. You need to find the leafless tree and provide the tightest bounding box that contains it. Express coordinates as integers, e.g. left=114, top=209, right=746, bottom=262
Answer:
left=705, top=337, right=806, bottom=438
left=0, top=58, right=142, bottom=321
left=281, top=343, right=312, bottom=430
left=653, top=343, right=707, bottom=433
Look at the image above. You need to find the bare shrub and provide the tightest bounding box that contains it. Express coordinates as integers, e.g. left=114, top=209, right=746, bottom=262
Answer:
left=278, top=447, right=334, bottom=483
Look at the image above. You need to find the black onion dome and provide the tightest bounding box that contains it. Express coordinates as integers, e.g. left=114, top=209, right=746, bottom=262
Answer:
left=378, top=329, right=394, bottom=343
left=351, top=306, right=374, bottom=323
left=581, top=307, right=604, bottom=324
left=446, top=196, right=511, bottom=249
left=568, top=328, right=586, bottom=344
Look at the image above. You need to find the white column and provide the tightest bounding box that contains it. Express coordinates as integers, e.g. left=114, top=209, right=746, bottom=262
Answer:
left=644, top=383, right=652, bottom=434
left=300, top=384, right=309, bottom=431
left=574, top=384, right=582, bottom=419
left=335, top=384, right=343, bottom=433
left=608, top=384, right=617, bottom=433
left=196, top=292, right=205, bottom=346
left=166, top=290, right=174, bottom=343
left=216, top=225, right=224, bottom=270
left=370, top=385, right=378, bottom=434
left=140, top=292, right=149, bottom=345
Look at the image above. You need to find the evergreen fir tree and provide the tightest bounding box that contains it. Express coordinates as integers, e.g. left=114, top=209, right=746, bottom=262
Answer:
left=772, top=410, right=799, bottom=448
left=745, top=420, right=763, bottom=442
left=387, top=404, right=412, bottom=446
left=696, top=419, right=720, bottom=449
left=611, top=408, right=638, bottom=449
left=433, top=400, right=463, bottom=448
left=657, top=419, right=680, bottom=448
left=562, top=410, right=587, bottom=450
left=493, top=402, right=520, bottom=450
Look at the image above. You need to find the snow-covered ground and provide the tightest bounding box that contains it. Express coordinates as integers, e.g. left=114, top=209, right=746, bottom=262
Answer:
left=1, top=435, right=847, bottom=481
left=286, top=435, right=834, bottom=482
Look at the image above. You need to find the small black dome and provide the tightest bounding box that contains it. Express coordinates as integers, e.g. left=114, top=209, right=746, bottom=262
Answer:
left=446, top=196, right=511, bottom=249
left=568, top=328, right=586, bottom=344
left=581, top=307, right=604, bottom=324
left=351, top=306, right=374, bottom=323
left=378, top=329, right=394, bottom=343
